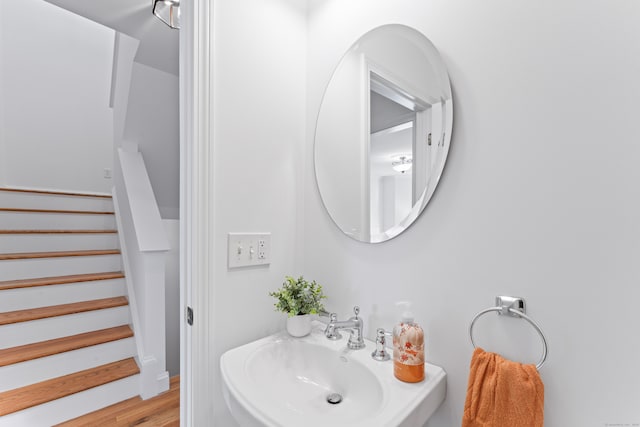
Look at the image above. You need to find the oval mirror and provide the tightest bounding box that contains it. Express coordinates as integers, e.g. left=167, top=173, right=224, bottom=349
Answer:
left=314, top=24, right=453, bottom=243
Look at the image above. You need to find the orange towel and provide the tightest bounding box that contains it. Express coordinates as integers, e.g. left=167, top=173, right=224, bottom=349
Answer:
left=462, top=347, right=544, bottom=427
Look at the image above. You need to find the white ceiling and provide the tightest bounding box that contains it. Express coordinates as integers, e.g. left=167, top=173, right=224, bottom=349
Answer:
left=44, top=0, right=179, bottom=76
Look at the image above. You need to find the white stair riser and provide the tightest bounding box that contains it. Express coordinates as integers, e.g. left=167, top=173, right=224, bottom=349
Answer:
left=0, top=192, right=113, bottom=212
left=0, top=373, right=140, bottom=427
left=0, top=254, right=122, bottom=281
left=0, top=211, right=116, bottom=231
left=0, top=233, right=119, bottom=253
left=0, top=279, right=126, bottom=312
left=0, top=306, right=131, bottom=349
left=0, top=337, right=136, bottom=392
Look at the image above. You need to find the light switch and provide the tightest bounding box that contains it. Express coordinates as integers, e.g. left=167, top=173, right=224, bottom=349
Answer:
left=228, top=233, right=271, bottom=268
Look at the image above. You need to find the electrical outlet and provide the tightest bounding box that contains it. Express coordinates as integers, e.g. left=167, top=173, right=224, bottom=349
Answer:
left=257, top=238, right=267, bottom=259
left=228, top=233, right=270, bottom=268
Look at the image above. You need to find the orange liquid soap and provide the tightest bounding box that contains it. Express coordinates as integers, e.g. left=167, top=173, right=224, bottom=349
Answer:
left=393, top=302, right=425, bottom=383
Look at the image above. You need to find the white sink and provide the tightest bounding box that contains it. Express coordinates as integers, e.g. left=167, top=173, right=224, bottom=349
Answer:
left=220, top=321, right=446, bottom=427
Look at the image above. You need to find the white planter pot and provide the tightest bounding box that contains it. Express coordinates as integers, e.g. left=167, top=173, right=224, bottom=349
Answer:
left=286, top=314, right=311, bottom=337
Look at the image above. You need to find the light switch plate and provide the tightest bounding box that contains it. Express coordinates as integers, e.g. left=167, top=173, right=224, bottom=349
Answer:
left=228, top=233, right=271, bottom=268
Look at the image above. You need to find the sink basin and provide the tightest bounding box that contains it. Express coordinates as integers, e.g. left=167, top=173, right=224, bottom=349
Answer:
left=245, top=338, right=384, bottom=424
left=220, top=321, right=446, bottom=427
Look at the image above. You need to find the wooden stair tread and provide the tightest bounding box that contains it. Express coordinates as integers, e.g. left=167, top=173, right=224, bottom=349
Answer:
left=0, top=325, right=133, bottom=367
left=0, top=249, right=120, bottom=261
left=0, top=207, right=114, bottom=215
left=55, top=376, right=180, bottom=427
left=0, top=358, right=139, bottom=416
left=0, top=188, right=112, bottom=199
left=0, top=296, right=128, bottom=326
left=0, top=229, right=117, bottom=234
left=0, top=271, right=124, bottom=291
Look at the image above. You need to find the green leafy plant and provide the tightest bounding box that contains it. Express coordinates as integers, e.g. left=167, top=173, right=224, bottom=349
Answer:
left=269, top=276, right=327, bottom=317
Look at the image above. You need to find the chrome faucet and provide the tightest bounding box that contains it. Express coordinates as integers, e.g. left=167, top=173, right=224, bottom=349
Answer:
left=324, top=306, right=365, bottom=350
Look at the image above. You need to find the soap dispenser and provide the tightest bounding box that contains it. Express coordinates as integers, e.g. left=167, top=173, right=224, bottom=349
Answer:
left=393, top=302, right=425, bottom=383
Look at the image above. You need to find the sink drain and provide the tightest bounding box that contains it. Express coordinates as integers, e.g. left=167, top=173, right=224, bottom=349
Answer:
left=326, top=393, right=343, bottom=405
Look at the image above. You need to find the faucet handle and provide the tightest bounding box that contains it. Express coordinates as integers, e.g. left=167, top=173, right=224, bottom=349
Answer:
left=376, top=327, right=391, bottom=338
left=353, top=306, right=360, bottom=318
left=324, top=313, right=342, bottom=340
left=371, top=328, right=392, bottom=361
left=375, top=328, right=392, bottom=344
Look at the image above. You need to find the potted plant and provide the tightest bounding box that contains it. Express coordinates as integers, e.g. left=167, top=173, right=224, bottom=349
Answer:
left=269, top=276, right=327, bottom=337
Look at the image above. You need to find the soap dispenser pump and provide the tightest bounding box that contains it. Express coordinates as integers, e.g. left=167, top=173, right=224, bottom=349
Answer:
left=393, top=301, right=425, bottom=383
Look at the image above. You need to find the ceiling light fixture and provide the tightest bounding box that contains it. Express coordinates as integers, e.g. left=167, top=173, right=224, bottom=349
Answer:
left=153, top=0, right=180, bottom=29
left=392, top=156, right=412, bottom=173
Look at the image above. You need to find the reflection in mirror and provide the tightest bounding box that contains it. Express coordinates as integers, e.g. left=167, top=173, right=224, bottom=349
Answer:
left=315, top=24, right=452, bottom=243
left=370, top=74, right=418, bottom=236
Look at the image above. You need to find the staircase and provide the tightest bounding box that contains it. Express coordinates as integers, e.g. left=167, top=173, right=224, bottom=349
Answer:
left=0, top=188, right=140, bottom=426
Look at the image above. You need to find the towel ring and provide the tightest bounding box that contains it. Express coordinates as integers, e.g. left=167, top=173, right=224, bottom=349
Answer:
left=469, top=296, right=548, bottom=370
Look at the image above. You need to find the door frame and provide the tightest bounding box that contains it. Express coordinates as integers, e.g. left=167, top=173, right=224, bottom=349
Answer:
left=179, top=0, right=214, bottom=425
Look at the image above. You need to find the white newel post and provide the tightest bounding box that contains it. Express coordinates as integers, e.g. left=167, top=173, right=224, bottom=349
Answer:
left=113, top=147, right=171, bottom=400
left=137, top=251, right=170, bottom=399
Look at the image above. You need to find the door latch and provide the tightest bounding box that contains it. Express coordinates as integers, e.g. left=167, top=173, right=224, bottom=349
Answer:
left=186, top=306, right=194, bottom=326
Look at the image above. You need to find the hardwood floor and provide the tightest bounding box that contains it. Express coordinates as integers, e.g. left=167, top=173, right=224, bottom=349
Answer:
left=56, top=376, right=180, bottom=427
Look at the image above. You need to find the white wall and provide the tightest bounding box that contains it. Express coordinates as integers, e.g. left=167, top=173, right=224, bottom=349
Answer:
left=304, top=1, right=640, bottom=427
left=164, top=219, right=180, bottom=377
left=209, top=0, right=307, bottom=424
left=0, top=0, right=114, bottom=193
left=123, top=62, right=180, bottom=219
left=0, top=5, right=5, bottom=187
